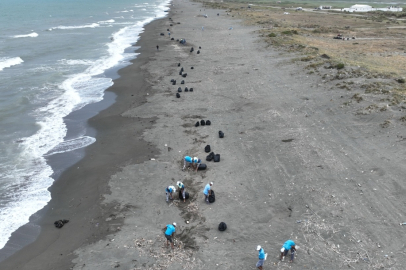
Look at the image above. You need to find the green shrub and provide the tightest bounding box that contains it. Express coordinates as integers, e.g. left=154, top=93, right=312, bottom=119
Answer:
left=268, top=33, right=277, bottom=37
left=281, top=30, right=298, bottom=35
left=336, top=63, right=345, bottom=69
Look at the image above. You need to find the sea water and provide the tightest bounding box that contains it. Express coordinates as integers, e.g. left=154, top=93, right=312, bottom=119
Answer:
left=0, top=0, right=169, bottom=250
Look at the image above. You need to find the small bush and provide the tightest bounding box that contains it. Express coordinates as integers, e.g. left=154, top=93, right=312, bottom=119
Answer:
left=281, top=30, right=298, bottom=35
left=268, top=33, right=277, bottom=37
left=336, top=63, right=345, bottom=69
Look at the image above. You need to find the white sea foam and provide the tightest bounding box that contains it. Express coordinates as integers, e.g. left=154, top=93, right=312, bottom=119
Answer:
left=50, top=23, right=100, bottom=30
left=0, top=57, right=24, bottom=71
left=12, top=32, right=38, bottom=38
left=98, top=19, right=115, bottom=24
left=45, top=136, right=96, bottom=156
left=58, top=59, right=94, bottom=66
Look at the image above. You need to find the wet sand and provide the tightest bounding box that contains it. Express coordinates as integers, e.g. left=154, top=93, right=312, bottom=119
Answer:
left=2, top=0, right=406, bottom=269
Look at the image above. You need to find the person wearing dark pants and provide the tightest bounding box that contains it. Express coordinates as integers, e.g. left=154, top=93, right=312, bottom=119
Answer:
left=203, top=182, right=213, bottom=203
left=164, top=222, right=176, bottom=249
left=280, top=240, right=296, bottom=263
left=177, top=181, right=186, bottom=202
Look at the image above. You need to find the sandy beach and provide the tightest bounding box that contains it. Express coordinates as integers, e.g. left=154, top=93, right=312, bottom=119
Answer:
left=2, top=0, right=406, bottom=269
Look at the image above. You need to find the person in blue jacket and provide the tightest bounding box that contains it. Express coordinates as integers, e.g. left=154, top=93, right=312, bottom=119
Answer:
left=256, top=245, right=265, bottom=270
left=165, top=185, right=176, bottom=202
left=280, top=240, right=296, bottom=262
left=164, top=222, right=176, bottom=249
left=203, top=182, right=213, bottom=203
left=182, top=156, right=201, bottom=171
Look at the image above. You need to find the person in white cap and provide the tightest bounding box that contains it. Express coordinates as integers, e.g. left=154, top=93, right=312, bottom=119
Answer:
left=182, top=156, right=202, bottom=172
left=203, top=182, right=213, bottom=203
left=280, top=240, right=296, bottom=262
left=164, top=222, right=177, bottom=249
left=165, top=185, right=176, bottom=202
left=177, top=181, right=187, bottom=202
left=256, top=245, right=266, bottom=270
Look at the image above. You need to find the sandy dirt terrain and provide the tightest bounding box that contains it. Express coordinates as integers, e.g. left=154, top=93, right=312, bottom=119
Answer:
left=3, top=0, right=405, bottom=269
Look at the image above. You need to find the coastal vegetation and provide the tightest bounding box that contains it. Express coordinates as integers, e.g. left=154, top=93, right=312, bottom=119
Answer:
left=198, top=0, right=406, bottom=106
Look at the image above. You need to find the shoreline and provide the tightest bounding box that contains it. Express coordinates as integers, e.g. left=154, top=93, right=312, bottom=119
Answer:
left=2, top=0, right=406, bottom=269
left=0, top=12, right=168, bottom=270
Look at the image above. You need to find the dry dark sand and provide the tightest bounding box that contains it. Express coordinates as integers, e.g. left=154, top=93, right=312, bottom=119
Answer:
left=2, top=0, right=406, bottom=269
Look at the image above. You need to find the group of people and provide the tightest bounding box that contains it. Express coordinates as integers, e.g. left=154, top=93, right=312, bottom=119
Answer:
left=182, top=155, right=202, bottom=172
left=165, top=181, right=213, bottom=204
left=165, top=155, right=209, bottom=203
left=256, top=240, right=296, bottom=270
left=255, top=240, right=297, bottom=269
left=163, top=223, right=296, bottom=268
left=165, top=181, right=187, bottom=202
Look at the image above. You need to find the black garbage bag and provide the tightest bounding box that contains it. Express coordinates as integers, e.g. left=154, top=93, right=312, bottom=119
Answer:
left=178, top=63, right=181, bottom=67
left=189, top=88, right=193, bottom=92
left=185, top=87, right=188, bottom=92
left=209, top=190, right=215, bottom=203
left=179, top=191, right=189, bottom=200
left=205, top=145, right=211, bottom=153
left=219, top=131, right=224, bottom=138
left=218, top=222, right=227, bottom=231
left=54, top=219, right=69, bottom=229
left=206, top=152, right=214, bottom=161
left=182, top=73, right=187, bottom=78
left=172, top=80, right=176, bottom=85
left=176, top=93, right=180, bottom=98
left=178, top=87, right=182, bottom=92
left=200, top=120, right=205, bottom=126
left=214, top=154, right=220, bottom=162
left=195, top=121, right=199, bottom=127
left=205, top=120, right=211, bottom=125
left=181, top=80, right=185, bottom=84
left=198, top=163, right=207, bottom=170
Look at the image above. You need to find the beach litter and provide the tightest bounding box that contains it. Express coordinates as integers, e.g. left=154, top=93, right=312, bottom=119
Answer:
left=54, top=219, right=69, bottom=228
left=132, top=236, right=201, bottom=270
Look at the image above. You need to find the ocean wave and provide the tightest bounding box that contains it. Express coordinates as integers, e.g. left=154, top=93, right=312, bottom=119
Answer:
left=0, top=162, right=53, bottom=250
left=98, top=19, right=115, bottom=24
left=0, top=57, right=24, bottom=71
left=49, top=23, right=100, bottom=30
left=58, top=59, right=94, bottom=66
left=0, top=0, right=172, bottom=250
left=12, top=32, right=38, bottom=38
left=45, top=136, right=96, bottom=156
